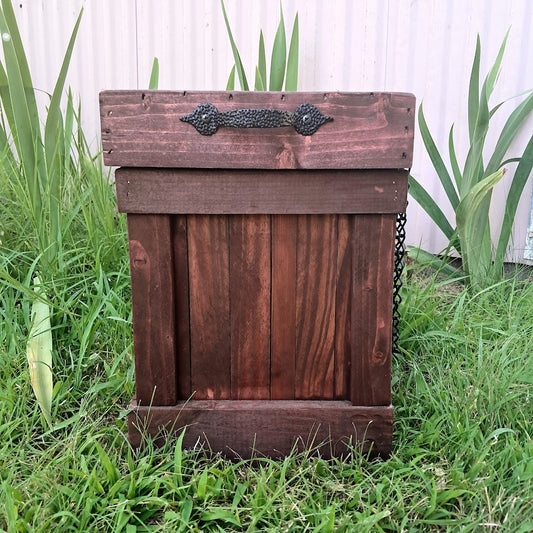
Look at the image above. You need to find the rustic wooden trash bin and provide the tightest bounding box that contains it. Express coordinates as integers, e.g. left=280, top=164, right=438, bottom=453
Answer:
left=100, top=90, right=415, bottom=457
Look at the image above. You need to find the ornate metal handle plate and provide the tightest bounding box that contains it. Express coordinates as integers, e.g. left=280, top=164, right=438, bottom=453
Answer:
left=180, top=102, right=333, bottom=136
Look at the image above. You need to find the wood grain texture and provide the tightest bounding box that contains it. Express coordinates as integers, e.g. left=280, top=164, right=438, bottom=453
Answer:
left=295, top=215, right=336, bottom=400
left=128, top=400, right=393, bottom=457
left=187, top=215, right=231, bottom=399
left=127, top=214, right=176, bottom=405
left=101, top=91, right=415, bottom=169
left=351, top=215, right=395, bottom=406
left=114, top=168, right=409, bottom=215
left=271, top=215, right=297, bottom=399
left=229, top=215, right=271, bottom=399
left=171, top=216, right=191, bottom=399
left=334, top=215, right=352, bottom=400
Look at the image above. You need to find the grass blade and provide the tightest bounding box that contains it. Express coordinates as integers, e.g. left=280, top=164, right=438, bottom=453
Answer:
left=27, top=276, right=53, bottom=428
left=285, top=12, right=299, bottom=91
left=45, top=7, right=83, bottom=170
left=485, top=28, right=509, bottom=99
left=200, top=510, right=240, bottom=527
left=407, top=246, right=464, bottom=279
left=63, top=89, right=75, bottom=173
left=448, top=124, right=462, bottom=190
left=493, top=135, right=533, bottom=274
left=462, top=80, right=490, bottom=194
left=408, top=174, right=455, bottom=240
left=467, top=35, right=480, bottom=142
left=456, top=168, right=505, bottom=284
left=0, top=7, right=42, bottom=217
left=1, top=0, right=41, bottom=145
left=44, top=8, right=83, bottom=268
left=226, top=64, right=235, bottom=90
left=255, top=30, right=266, bottom=91
left=254, top=66, right=265, bottom=91
left=269, top=4, right=286, bottom=91
left=485, top=91, right=533, bottom=175
left=148, top=57, right=159, bottom=89
left=418, top=105, right=459, bottom=208
left=0, top=60, right=15, bottom=129
left=220, top=0, right=249, bottom=90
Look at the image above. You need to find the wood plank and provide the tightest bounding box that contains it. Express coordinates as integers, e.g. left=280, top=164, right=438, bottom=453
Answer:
left=115, top=168, right=409, bottom=215
left=229, top=215, right=271, bottom=399
left=187, top=215, right=231, bottom=399
left=351, top=215, right=395, bottom=406
left=171, top=216, right=191, bottom=400
left=271, top=215, right=297, bottom=399
left=128, top=400, right=393, bottom=457
left=295, top=215, right=336, bottom=400
left=334, top=215, right=352, bottom=400
left=127, top=214, right=176, bottom=405
left=101, top=91, right=415, bottom=169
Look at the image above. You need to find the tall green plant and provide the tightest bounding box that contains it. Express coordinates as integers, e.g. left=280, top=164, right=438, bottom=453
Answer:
left=0, top=0, right=82, bottom=272
left=0, top=3, right=124, bottom=428
left=409, top=32, right=533, bottom=289
left=221, top=0, right=299, bottom=91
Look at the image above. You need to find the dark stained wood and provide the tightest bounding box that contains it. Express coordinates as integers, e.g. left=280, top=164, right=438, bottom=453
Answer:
left=128, top=400, right=393, bottom=457
left=229, top=215, right=271, bottom=399
left=271, top=215, right=297, bottom=399
left=114, top=168, right=409, bottom=215
left=351, top=215, right=395, bottom=406
left=295, top=215, right=336, bottom=400
left=187, top=215, right=231, bottom=399
left=127, top=214, right=176, bottom=405
left=101, top=91, right=415, bottom=169
left=171, top=216, right=191, bottom=399
left=334, top=215, right=352, bottom=400
left=104, top=89, right=415, bottom=456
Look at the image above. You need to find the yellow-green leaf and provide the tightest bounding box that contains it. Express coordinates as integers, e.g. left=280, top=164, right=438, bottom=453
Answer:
left=26, top=276, right=53, bottom=428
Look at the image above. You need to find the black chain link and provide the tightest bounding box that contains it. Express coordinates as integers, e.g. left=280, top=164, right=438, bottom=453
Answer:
left=392, top=211, right=407, bottom=357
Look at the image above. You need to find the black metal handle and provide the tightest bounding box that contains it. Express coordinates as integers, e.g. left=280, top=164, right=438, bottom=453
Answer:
left=180, top=103, right=333, bottom=136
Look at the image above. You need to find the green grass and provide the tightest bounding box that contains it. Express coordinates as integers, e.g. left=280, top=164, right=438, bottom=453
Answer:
left=1, top=176, right=532, bottom=531
left=1, top=1, right=529, bottom=529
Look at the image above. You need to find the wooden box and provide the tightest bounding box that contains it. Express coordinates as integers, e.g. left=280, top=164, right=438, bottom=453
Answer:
left=100, top=90, right=415, bottom=457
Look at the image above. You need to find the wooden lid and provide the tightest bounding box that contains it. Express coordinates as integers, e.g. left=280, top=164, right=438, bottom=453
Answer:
left=100, top=91, right=415, bottom=170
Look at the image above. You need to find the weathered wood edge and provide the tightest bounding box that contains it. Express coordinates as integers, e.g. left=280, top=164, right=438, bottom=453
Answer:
left=126, top=215, right=177, bottom=405
left=115, top=169, right=409, bottom=214
left=351, top=215, right=395, bottom=406
left=127, top=399, right=393, bottom=458
left=100, top=90, right=415, bottom=170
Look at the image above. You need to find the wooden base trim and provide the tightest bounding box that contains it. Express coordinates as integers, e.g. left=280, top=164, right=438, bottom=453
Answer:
left=127, top=400, right=392, bottom=458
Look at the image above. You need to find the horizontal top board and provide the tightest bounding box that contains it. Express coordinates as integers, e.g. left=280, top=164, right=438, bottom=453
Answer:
left=100, top=91, right=415, bottom=170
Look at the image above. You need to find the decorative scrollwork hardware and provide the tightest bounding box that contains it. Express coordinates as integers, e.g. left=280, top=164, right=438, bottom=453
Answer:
left=180, top=102, right=333, bottom=136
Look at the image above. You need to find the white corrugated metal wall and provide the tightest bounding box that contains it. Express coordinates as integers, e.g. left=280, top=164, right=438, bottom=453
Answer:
left=12, top=0, right=533, bottom=261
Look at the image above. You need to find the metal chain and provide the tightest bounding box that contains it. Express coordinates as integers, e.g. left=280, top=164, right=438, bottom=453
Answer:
left=392, top=211, right=407, bottom=357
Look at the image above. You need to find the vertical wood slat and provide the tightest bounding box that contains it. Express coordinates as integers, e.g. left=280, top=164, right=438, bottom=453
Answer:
left=127, top=214, right=177, bottom=405
left=188, top=215, right=231, bottom=400
left=271, top=215, right=297, bottom=399
left=295, top=215, right=336, bottom=400
left=172, top=216, right=191, bottom=400
left=351, top=214, right=395, bottom=406
left=230, top=215, right=271, bottom=399
left=334, top=215, right=352, bottom=400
